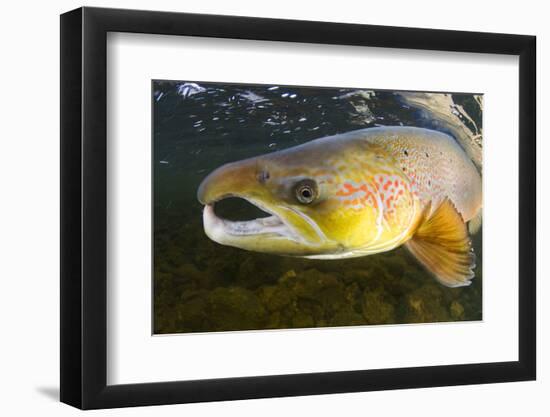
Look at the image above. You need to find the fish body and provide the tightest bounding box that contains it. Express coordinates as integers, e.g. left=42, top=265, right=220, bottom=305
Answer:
left=197, top=127, right=481, bottom=287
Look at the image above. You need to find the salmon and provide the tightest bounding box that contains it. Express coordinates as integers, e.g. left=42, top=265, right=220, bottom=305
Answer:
left=197, top=126, right=482, bottom=287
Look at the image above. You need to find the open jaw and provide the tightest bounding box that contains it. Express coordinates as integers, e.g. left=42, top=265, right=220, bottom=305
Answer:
left=202, top=196, right=300, bottom=243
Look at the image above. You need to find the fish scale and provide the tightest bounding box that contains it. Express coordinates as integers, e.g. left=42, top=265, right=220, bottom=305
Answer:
left=369, top=128, right=481, bottom=221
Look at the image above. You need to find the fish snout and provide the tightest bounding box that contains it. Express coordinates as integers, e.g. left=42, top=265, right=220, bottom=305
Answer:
left=197, top=159, right=260, bottom=205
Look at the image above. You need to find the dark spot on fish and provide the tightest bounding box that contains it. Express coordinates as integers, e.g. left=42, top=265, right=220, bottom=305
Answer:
left=404, top=150, right=408, bottom=156
left=257, top=170, right=270, bottom=183
left=425, top=152, right=429, bottom=158
left=428, top=180, right=431, bottom=187
left=402, top=167, right=407, bottom=172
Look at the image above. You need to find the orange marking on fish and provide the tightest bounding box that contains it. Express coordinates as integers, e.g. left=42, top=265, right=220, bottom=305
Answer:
left=368, top=194, right=378, bottom=208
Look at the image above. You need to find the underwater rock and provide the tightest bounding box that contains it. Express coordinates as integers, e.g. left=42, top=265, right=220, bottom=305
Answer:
left=154, top=270, right=173, bottom=288
left=344, top=282, right=363, bottom=314
left=257, top=285, right=292, bottom=313
left=236, top=256, right=281, bottom=288
left=292, top=269, right=345, bottom=310
left=341, top=269, right=371, bottom=289
left=291, top=311, right=315, bottom=328
left=364, top=264, right=390, bottom=288
left=330, top=306, right=365, bottom=327
left=361, top=289, right=395, bottom=324
left=383, top=253, right=408, bottom=278
left=278, top=269, right=297, bottom=283
left=205, top=287, right=267, bottom=331
left=235, top=257, right=262, bottom=288
left=154, top=270, right=180, bottom=314
left=172, top=294, right=209, bottom=332
left=172, top=261, right=223, bottom=290
left=172, top=262, right=201, bottom=282
left=201, top=249, right=243, bottom=287
left=265, top=311, right=282, bottom=329
left=403, top=284, right=450, bottom=323
left=450, top=300, right=465, bottom=320
left=154, top=308, right=176, bottom=333
left=164, top=245, right=185, bottom=267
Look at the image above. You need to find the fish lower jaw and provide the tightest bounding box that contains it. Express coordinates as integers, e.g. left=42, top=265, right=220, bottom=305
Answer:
left=202, top=204, right=300, bottom=244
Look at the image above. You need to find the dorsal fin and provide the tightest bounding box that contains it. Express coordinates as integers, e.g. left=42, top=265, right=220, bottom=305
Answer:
left=405, top=198, right=475, bottom=287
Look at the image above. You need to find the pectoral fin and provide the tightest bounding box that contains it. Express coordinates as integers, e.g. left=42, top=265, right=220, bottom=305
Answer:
left=405, top=199, right=475, bottom=287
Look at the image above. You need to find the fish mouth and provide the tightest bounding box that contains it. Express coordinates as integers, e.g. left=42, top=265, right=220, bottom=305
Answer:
left=202, top=196, right=301, bottom=243
left=197, top=158, right=330, bottom=254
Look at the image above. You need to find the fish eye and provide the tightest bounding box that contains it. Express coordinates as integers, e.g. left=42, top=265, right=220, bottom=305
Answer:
left=294, top=179, right=318, bottom=204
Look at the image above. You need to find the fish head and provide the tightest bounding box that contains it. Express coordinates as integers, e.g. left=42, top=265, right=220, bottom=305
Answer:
left=197, top=139, right=390, bottom=257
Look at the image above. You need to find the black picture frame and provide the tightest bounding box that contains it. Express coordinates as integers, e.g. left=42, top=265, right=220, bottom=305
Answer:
left=60, top=6, right=536, bottom=410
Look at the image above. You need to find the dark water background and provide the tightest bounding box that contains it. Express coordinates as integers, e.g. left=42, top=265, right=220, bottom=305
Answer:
left=153, top=81, right=482, bottom=334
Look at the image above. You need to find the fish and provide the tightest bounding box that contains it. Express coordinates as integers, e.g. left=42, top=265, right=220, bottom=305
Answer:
left=197, top=126, right=482, bottom=287
left=398, top=93, right=483, bottom=170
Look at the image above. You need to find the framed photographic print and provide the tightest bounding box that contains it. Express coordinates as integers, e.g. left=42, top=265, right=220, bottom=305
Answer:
left=60, top=6, right=536, bottom=409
